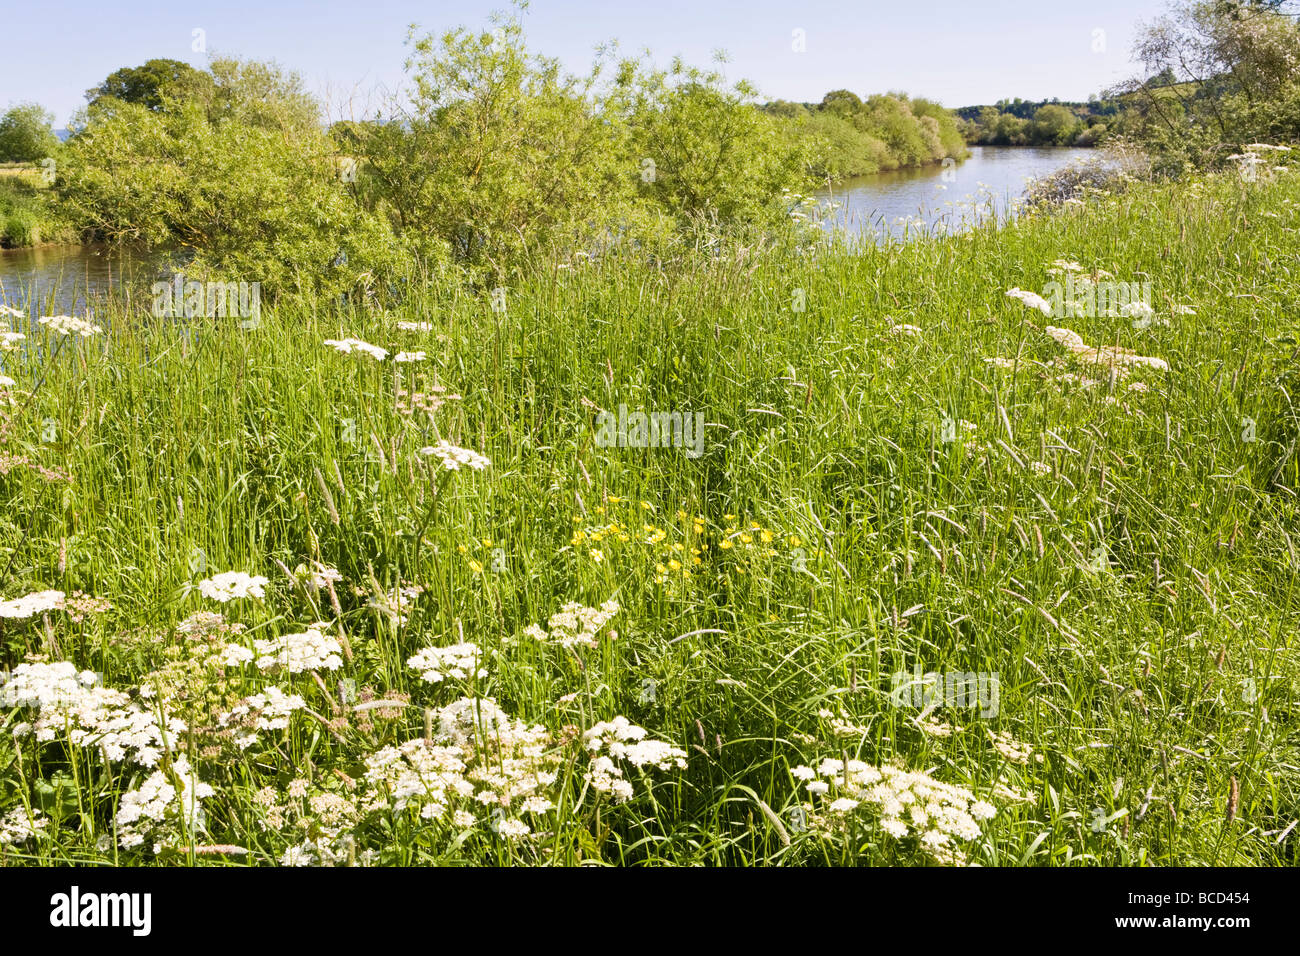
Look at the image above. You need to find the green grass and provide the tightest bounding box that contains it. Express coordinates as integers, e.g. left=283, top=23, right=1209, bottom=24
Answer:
left=0, top=170, right=74, bottom=248
left=0, top=165, right=1297, bottom=866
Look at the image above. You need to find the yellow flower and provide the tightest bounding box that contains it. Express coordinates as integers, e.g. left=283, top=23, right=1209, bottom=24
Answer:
left=760, top=530, right=774, bottom=544
left=668, top=559, right=681, bottom=571
left=457, top=544, right=468, bottom=554
left=720, top=539, right=734, bottom=551
left=740, top=533, right=753, bottom=544
left=693, top=523, right=705, bottom=535
left=468, top=560, right=484, bottom=574
left=481, top=538, right=493, bottom=547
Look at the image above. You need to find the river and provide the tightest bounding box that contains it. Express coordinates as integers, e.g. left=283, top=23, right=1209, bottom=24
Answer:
left=0, top=146, right=1097, bottom=316
left=814, top=145, right=1098, bottom=240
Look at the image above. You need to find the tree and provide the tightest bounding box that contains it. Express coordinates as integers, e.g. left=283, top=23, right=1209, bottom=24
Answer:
left=0, top=103, right=59, bottom=162
left=84, top=59, right=210, bottom=111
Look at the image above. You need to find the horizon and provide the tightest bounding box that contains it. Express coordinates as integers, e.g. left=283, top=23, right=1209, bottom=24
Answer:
left=2, top=0, right=1171, bottom=127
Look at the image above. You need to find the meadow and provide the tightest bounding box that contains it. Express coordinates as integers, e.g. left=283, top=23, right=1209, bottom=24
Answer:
left=0, top=161, right=1297, bottom=866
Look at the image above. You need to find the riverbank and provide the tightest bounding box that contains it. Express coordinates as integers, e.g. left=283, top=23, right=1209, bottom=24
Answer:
left=0, top=168, right=77, bottom=249
left=2, top=163, right=1297, bottom=866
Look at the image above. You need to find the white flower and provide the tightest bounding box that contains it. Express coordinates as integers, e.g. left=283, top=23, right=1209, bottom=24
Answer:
left=394, top=351, right=426, bottom=363
left=254, top=624, right=343, bottom=673
left=1005, top=288, right=1053, bottom=316
left=419, top=440, right=491, bottom=471
left=396, top=321, right=434, bottom=332
left=0, top=589, right=65, bottom=619
left=39, top=314, right=103, bottom=337
left=323, top=338, right=388, bottom=361
left=407, top=643, right=486, bottom=683
left=198, top=571, right=269, bottom=602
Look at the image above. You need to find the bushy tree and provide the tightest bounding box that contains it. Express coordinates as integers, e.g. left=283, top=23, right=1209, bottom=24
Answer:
left=0, top=103, right=59, bottom=162
left=84, top=59, right=211, bottom=112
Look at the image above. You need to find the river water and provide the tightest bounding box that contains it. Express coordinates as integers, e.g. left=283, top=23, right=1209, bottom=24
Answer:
left=814, top=145, right=1098, bottom=240
left=0, top=146, right=1098, bottom=316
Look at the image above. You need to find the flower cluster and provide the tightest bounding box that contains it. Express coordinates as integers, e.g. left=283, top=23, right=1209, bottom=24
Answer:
left=252, top=624, right=344, bottom=673
left=363, top=697, right=558, bottom=842
left=408, top=642, right=486, bottom=684
left=583, top=716, right=687, bottom=802
left=419, top=440, right=490, bottom=471
left=0, top=806, right=46, bottom=846
left=791, top=759, right=997, bottom=865
left=39, top=314, right=103, bottom=337
left=219, top=687, right=307, bottom=749
left=115, top=756, right=214, bottom=850
left=0, top=589, right=65, bottom=619
left=198, top=571, right=269, bottom=602
left=324, top=337, right=388, bottom=361
left=1, top=661, right=181, bottom=767
left=522, top=599, right=620, bottom=650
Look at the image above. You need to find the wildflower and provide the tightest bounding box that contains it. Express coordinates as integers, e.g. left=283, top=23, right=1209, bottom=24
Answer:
left=323, top=338, right=387, bottom=361
left=1006, top=288, right=1052, bottom=316
left=394, top=351, right=426, bottom=363
left=254, top=624, right=343, bottom=673
left=0, top=807, right=47, bottom=845
left=0, top=589, right=65, bottom=618
left=419, top=440, right=491, bottom=471
left=39, top=314, right=103, bottom=337
left=524, top=599, right=619, bottom=650
left=198, top=571, right=269, bottom=602
left=396, top=321, right=435, bottom=332
left=407, top=643, right=486, bottom=684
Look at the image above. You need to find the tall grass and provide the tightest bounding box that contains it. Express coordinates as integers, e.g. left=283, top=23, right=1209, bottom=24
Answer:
left=0, top=165, right=1297, bottom=866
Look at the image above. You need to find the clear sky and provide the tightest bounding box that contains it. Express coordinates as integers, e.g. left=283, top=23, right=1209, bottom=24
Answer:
left=0, top=0, right=1174, bottom=126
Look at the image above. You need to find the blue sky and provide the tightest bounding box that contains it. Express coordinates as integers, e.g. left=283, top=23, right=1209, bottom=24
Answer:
left=1, top=0, right=1173, bottom=126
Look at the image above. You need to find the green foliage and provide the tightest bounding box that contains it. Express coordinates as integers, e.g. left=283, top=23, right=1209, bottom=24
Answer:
left=1109, top=0, right=1300, bottom=168
left=58, top=68, right=410, bottom=294
left=83, top=58, right=211, bottom=112
left=769, top=90, right=968, bottom=180
left=0, top=103, right=59, bottom=163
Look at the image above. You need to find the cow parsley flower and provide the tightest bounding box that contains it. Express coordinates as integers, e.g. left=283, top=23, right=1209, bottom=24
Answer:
left=254, top=624, right=343, bottom=673
left=407, top=642, right=486, bottom=683
left=419, top=440, right=490, bottom=471
left=323, top=338, right=388, bottom=361
left=39, top=314, right=103, bottom=337
left=1006, top=288, right=1053, bottom=316
left=0, top=589, right=65, bottom=618
left=198, top=571, right=269, bottom=602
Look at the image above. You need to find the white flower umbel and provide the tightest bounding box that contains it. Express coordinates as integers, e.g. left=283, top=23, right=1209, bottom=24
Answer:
left=418, top=440, right=490, bottom=471
left=408, top=642, right=486, bottom=684
left=39, top=314, right=103, bottom=337
left=0, top=589, right=65, bottom=618
left=198, top=571, right=269, bottom=602
left=253, top=624, right=343, bottom=673
left=323, top=337, right=388, bottom=361
left=582, top=716, right=686, bottom=803
left=1, top=661, right=182, bottom=768
left=523, top=599, right=619, bottom=650
left=1005, top=287, right=1053, bottom=316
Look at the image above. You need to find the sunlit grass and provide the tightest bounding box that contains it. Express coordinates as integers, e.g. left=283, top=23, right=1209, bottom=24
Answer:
left=0, top=165, right=1297, bottom=866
